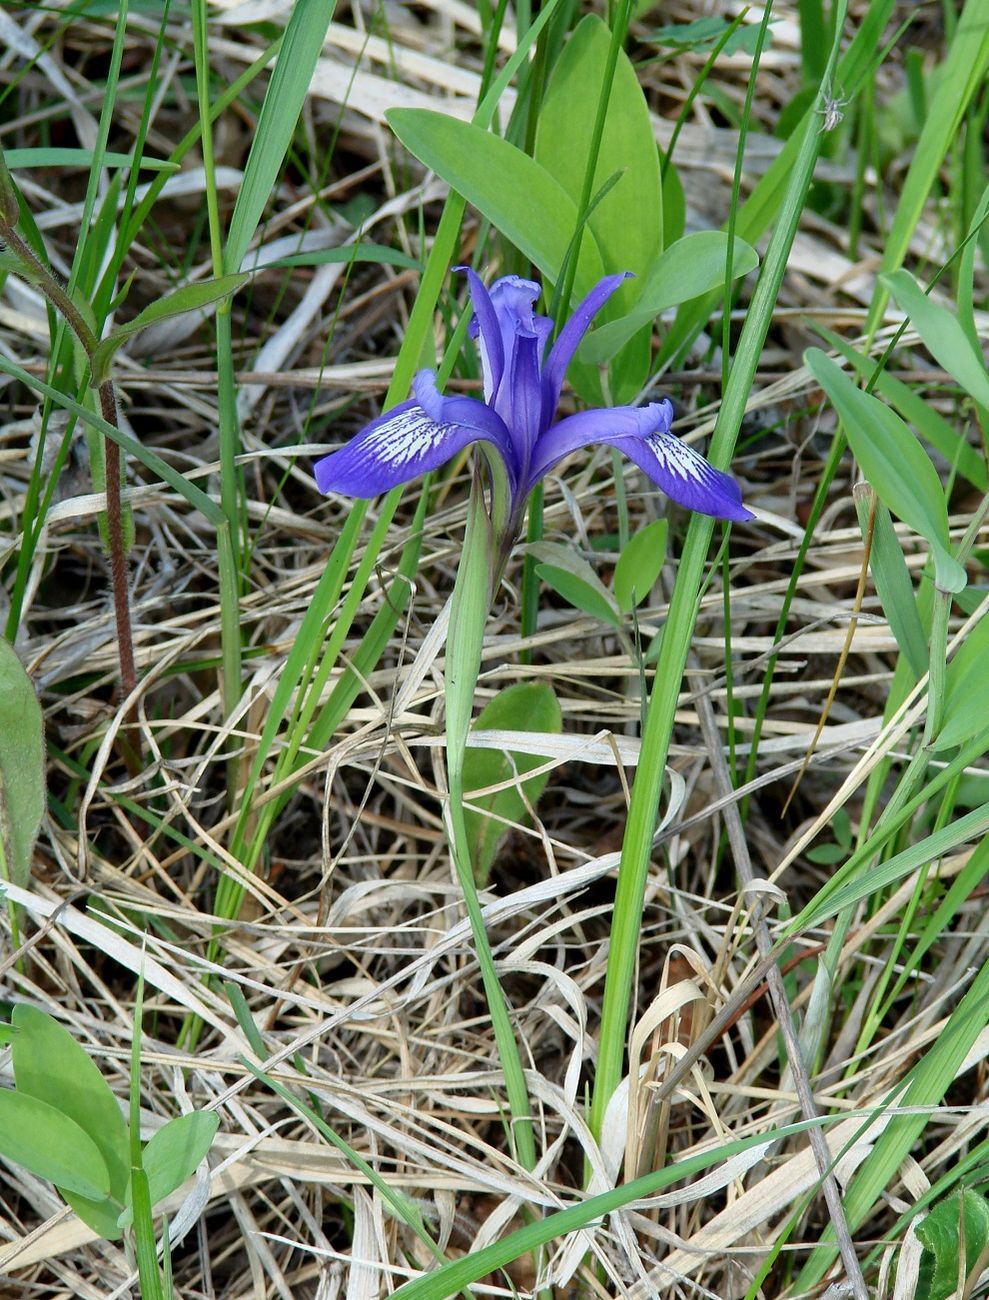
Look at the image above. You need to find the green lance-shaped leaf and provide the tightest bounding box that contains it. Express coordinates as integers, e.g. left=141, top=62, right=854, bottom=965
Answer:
left=858, top=495, right=927, bottom=681
left=0, top=1089, right=110, bottom=1200
left=818, top=325, right=987, bottom=491
left=533, top=14, right=663, bottom=397
left=224, top=0, right=338, bottom=274
left=0, top=639, right=45, bottom=890
left=917, top=1190, right=989, bottom=1300
left=649, top=16, right=773, bottom=56
left=12, top=1004, right=131, bottom=1239
left=117, top=1110, right=219, bottom=1230
left=386, top=108, right=606, bottom=300
left=579, top=231, right=759, bottom=366
left=882, top=268, right=989, bottom=413
left=805, top=348, right=967, bottom=594
left=934, top=608, right=989, bottom=750
left=90, top=273, right=249, bottom=383
left=536, top=15, right=663, bottom=284
left=613, top=518, right=669, bottom=614
left=536, top=565, right=623, bottom=628
left=463, top=682, right=562, bottom=887
left=529, top=539, right=622, bottom=627
left=4, top=148, right=176, bottom=173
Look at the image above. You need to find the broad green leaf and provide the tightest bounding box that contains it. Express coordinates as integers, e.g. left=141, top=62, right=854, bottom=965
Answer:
left=529, top=540, right=622, bottom=626
left=462, top=683, right=562, bottom=886
left=91, top=273, right=249, bottom=382
left=12, top=1004, right=130, bottom=1237
left=536, top=566, right=622, bottom=628
left=882, top=268, right=989, bottom=412
left=117, top=1111, right=219, bottom=1229
left=613, top=518, right=669, bottom=613
left=917, top=1190, right=989, bottom=1300
left=386, top=109, right=606, bottom=298
left=225, top=0, right=338, bottom=272
left=805, top=348, right=966, bottom=594
left=534, top=15, right=663, bottom=400
left=935, top=608, right=989, bottom=750
left=662, top=158, right=686, bottom=245
left=804, top=842, right=847, bottom=866
left=0, top=1090, right=110, bottom=1200
left=0, top=639, right=45, bottom=890
left=868, top=502, right=928, bottom=680
left=534, top=16, right=663, bottom=297
left=579, top=232, right=759, bottom=365
left=816, top=324, right=986, bottom=491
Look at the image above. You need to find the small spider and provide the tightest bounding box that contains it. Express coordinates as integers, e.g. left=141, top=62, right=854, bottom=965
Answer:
left=818, top=82, right=850, bottom=131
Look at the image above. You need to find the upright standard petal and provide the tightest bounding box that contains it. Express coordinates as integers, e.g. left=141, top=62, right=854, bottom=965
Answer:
left=485, top=276, right=550, bottom=418
left=528, top=400, right=753, bottom=522
left=459, top=267, right=505, bottom=404
left=501, top=319, right=545, bottom=478
left=540, top=272, right=630, bottom=414
left=314, top=374, right=516, bottom=498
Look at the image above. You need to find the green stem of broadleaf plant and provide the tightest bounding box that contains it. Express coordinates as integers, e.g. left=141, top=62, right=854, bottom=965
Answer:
left=0, top=219, right=138, bottom=701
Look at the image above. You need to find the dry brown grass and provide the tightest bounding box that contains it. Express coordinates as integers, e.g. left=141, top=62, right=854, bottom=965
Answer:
left=2, top=1, right=987, bottom=1297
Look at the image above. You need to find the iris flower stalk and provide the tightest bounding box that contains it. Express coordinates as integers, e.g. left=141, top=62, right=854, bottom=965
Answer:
left=315, top=270, right=751, bottom=1170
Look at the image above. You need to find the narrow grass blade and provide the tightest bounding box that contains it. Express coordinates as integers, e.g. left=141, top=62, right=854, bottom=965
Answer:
left=590, top=1, right=849, bottom=1139
left=866, top=0, right=989, bottom=332
left=797, top=954, right=989, bottom=1290
left=390, top=1115, right=847, bottom=1299
left=225, top=0, right=337, bottom=273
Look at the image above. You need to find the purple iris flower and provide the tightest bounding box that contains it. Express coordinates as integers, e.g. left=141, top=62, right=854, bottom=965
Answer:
left=314, top=270, right=752, bottom=538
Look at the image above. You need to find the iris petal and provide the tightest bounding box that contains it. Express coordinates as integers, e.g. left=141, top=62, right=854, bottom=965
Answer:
left=314, top=390, right=515, bottom=498
left=613, top=428, right=754, bottom=522
left=459, top=267, right=504, bottom=403
left=541, top=273, right=630, bottom=413
left=502, top=325, right=544, bottom=476
left=315, top=269, right=751, bottom=527
left=487, top=276, right=548, bottom=413
left=528, top=399, right=753, bottom=522
left=412, top=371, right=520, bottom=490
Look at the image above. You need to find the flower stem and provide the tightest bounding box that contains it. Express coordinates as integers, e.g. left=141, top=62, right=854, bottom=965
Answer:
left=446, top=485, right=536, bottom=1171
left=0, top=219, right=138, bottom=703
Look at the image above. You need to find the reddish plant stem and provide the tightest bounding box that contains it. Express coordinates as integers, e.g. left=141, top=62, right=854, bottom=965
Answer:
left=0, top=221, right=139, bottom=706
left=98, top=380, right=137, bottom=700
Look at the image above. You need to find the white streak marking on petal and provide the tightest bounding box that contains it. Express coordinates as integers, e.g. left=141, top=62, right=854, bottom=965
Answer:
left=363, top=407, right=458, bottom=468
left=646, top=431, right=720, bottom=485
